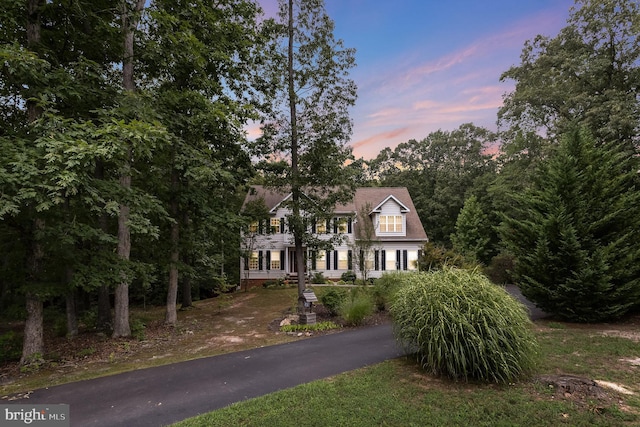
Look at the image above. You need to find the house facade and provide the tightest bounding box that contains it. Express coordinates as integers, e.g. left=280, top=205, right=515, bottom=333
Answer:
left=240, top=186, right=428, bottom=287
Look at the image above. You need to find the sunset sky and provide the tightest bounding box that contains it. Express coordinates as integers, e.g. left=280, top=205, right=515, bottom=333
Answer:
left=257, top=0, right=576, bottom=159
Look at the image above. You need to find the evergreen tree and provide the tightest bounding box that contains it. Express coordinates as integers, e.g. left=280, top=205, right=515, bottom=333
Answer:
left=501, top=128, right=640, bottom=322
left=451, top=195, right=492, bottom=265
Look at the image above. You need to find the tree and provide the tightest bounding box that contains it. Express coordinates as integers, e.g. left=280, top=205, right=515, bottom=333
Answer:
left=499, top=0, right=640, bottom=158
left=368, top=123, right=497, bottom=246
left=500, top=128, right=640, bottom=322
left=451, top=195, right=492, bottom=265
left=350, top=203, right=380, bottom=283
left=256, top=0, right=357, bottom=309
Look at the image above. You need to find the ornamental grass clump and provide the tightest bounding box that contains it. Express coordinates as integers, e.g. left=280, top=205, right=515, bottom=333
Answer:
left=390, top=268, right=538, bottom=384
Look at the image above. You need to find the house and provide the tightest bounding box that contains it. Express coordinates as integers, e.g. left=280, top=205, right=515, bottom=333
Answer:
left=240, top=185, right=428, bottom=287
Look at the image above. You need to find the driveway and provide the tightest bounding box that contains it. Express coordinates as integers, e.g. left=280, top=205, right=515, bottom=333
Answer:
left=14, top=285, right=544, bottom=427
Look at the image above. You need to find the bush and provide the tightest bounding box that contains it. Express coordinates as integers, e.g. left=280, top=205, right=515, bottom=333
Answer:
left=372, top=272, right=407, bottom=311
left=390, top=268, right=538, bottom=384
left=320, top=288, right=347, bottom=316
left=484, top=252, right=515, bottom=285
left=339, top=288, right=374, bottom=326
left=340, top=270, right=357, bottom=284
left=280, top=321, right=339, bottom=333
left=310, top=272, right=327, bottom=284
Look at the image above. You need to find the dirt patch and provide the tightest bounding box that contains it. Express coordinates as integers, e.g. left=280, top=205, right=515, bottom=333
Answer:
left=536, top=374, right=635, bottom=414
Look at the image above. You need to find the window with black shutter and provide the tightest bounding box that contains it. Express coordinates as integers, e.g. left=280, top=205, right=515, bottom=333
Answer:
left=396, top=250, right=401, bottom=270
left=266, top=251, right=271, bottom=270
left=381, top=250, right=386, bottom=271
left=374, top=250, right=379, bottom=271
left=326, top=250, right=331, bottom=270
left=403, top=250, right=408, bottom=270
left=258, top=251, right=263, bottom=270
left=280, top=250, right=285, bottom=270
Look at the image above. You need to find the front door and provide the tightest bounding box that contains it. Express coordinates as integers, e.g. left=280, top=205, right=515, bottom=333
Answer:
left=288, top=249, right=306, bottom=274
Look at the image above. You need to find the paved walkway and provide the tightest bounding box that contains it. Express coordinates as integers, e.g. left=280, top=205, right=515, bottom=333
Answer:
left=16, top=286, right=545, bottom=427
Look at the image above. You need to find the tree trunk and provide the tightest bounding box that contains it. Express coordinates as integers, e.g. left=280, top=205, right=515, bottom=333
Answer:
left=65, top=267, right=78, bottom=337
left=180, top=250, right=193, bottom=309
left=165, top=169, right=180, bottom=325
left=95, top=162, right=112, bottom=330
left=113, top=0, right=145, bottom=338
left=21, top=0, right=45, bottom=365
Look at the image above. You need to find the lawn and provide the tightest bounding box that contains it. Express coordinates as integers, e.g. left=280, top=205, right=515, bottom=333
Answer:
left=2, top=285, right=639, bottom=426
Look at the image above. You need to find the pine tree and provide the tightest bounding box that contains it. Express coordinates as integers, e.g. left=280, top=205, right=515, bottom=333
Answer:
left=501, top=128, right=640, bottom=322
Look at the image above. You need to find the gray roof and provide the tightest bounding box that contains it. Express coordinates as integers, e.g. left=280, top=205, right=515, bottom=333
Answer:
left=241, top=185, right=428, bottom=242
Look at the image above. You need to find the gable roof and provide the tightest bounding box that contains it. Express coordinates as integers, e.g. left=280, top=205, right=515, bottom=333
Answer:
left=241, top=185, right=428, bottom=242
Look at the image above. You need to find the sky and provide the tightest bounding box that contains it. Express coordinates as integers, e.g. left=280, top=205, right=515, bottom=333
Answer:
left=256, top=0, right=576, bottom=159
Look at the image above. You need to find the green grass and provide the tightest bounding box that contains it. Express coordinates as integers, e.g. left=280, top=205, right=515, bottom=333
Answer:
left=173, top=318, right=640, bottom=427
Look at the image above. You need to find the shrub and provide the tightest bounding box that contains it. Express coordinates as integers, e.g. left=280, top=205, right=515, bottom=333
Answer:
left=320, top=288, right=347, bottom=316
left=372, top=272, right=407, bottom=311
left=310, top=272, right=327, bottom=284
left=390, top=268, right=538, bottom=384
left=339, top=288, right=374, bottom=326
left=280, top=321, right=339, bottom=333
left=484, top=252, right=515, bottom=285
left=340, top=270, right=357, bottom=284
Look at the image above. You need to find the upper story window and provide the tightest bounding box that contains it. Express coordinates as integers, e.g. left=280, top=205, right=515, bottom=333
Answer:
left=379, top=215, right=403, bottom=233
left=337, top=218, right=348, bottom=233
left=249, top=221, right=259, bottom=233
left=316, top=219, right=327, bottom=234
left=270, top=218, right=280, bottom=234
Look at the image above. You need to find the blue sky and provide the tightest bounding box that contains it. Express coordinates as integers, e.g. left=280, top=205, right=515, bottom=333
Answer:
left=256, top=0, right=576, bottom=159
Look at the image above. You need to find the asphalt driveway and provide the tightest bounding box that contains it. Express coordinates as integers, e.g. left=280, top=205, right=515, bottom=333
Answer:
left=14, top=285, right=545, bottom=427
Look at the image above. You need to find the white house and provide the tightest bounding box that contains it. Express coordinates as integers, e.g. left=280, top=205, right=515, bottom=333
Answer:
left=240, top=185, right=428, bottom=287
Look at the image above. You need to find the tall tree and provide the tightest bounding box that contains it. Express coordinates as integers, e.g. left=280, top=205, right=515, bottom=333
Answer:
left=451, top=195, right=492, bottom=265
left=368, top=123, right=497, bottom=246
left=501, top=128, right=640, bottom=322
left=256, top=0, right=357, bottom=309
left=499, top=0, right=640, bottom=158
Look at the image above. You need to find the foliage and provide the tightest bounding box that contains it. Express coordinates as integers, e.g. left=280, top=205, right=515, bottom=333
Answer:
left=483, top=253, right=515, bottom=285
left=310, top=272, right=327, bottom=284
left=371, top=272, right=408, bottom=311
left=501, top=129, right=640, bottom=322
left=390, top=269, right=538, bottom=383
left=255, top=0, right=358, bottom=302
left=320, top=288, right=347, bottom=316
left=338, top=288, right=374, bottom=326
left=367, top=123, right=497, bottom=245
left=263, top=278, right=286, bottom=289
left=499, top=0, right=640, bottom=158
left=0, top=331, right=23, bottom=363
left=451, top=195, right=493, bottom=265
left=340, top=271, right=357, bottom=284
left=417, top=242, right=470, bottom=272
left=280, top=321, right=339, bottom=333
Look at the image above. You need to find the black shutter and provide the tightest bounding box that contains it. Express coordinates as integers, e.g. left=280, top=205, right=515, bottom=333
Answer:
left=280, top=250, right=285, bottom=270
left=374, top=250, right=379, bottom=271
left=333, top=218, right=338, bottom=234
left=403, top=250, right=408, bottom=270
left=266, top=251, right=271, bottom=270
left=311, top=251, right=317, bottom=270
left=280, top=219, right=285, bottom=234
left=348, top=250, right=353, bottom=270
left=381, top=250, right=386, bottom=271
left=334, top=250, right=338, bottom=270
left=359, top=249, right=365, bottom=271
left=258, top=251, right=263, bottom=270
left=312, top=221, right=316, bottom=233
left=326, top=251, right=331, bottom=270
left=348, top=217, right=352, bottom=233
left=396, top=250, right=401, bottom=270
left=326, top=219, right=330, bottom=234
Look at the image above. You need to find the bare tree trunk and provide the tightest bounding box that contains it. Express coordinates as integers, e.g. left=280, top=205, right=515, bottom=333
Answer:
left=21, top=0, right=45, bottom=365
left=165, top=169, right=180, bottom=325
left=96, top=163, right=112, bottom=330
left=113, top=0, right=145, bottom=338
left=287, top=0, right=306, bottom=312
left=180, top=247, right=193, bottom=308
left=65, top=267, right=78, bottom=337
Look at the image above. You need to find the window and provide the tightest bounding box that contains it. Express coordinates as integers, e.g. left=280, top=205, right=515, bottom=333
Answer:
left=270, top=251, right=281, bottom=270
left=316, top=219, right=326, bottom=234
left=407, top=250, right=418, bottom=270
left=249, top=221, right=258, bottom=233
left=364, top=251, right=375, bottom=271
left=337, top=218, right=348, bottom=233
left=248, top=251, right=259, bottom=270
left=385, top=251, right=396, bottom=270
left=270, top=218, right=280, bottom=234
left=379, top=215, right=403, bottom=233
left=338, top=251, right=349, bottom=270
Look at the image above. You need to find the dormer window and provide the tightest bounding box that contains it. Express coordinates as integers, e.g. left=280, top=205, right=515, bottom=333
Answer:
left=379, top=215, right=403, bottom=233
